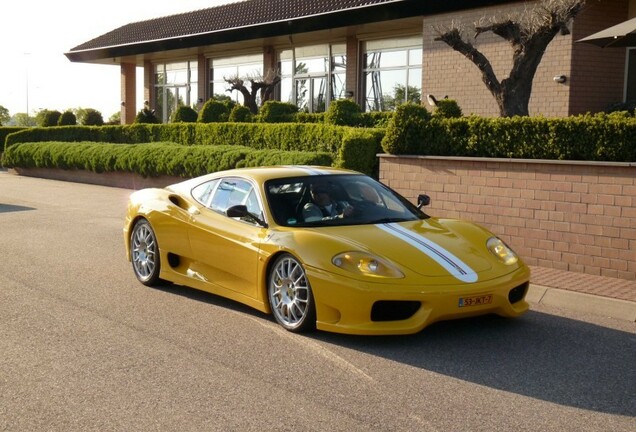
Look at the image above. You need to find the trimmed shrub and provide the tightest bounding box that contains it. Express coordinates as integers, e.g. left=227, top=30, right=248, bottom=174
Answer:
left=82, top=109, right=104, bottom=126
left=360, top=111, right=394, bottom=128
left=432, top=99, right=463, bottom=119
left=228, top=105, right=253, bottom=123
left=2, top=141, right=333, bottom=178
left=135, top=108, right=160, bottom=124
left=296, top=112, right=325, bottom=123
left=338, top=129, right=384, bottom=176
left=1, top=127, right=26, bottom=153
left=324, top=99, right=362, bottom=126
left=37, top=110, right=62, bottom=127
left=381, top=103, right=432, bottom=154
left=605, top=100, right=636, bottom=115
left=58, top=111, right=77, bottom=126
left=236, top=149, right=332, bottom=168
left=258, top=101, right=298, bottom=123
left=198, top=99, right=231, bottom=123
left=171, top=106, right=198, bottom=123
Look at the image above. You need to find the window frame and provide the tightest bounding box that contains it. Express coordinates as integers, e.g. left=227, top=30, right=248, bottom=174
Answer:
left=361, top=36, right=423, bottom=112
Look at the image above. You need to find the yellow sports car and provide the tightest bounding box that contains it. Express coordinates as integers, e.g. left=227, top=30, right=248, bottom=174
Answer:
left=124, top=166, right=529, bottom=335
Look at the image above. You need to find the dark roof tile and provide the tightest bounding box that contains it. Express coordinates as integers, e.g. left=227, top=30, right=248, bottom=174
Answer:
left=71, top=0, right=400, bottom=51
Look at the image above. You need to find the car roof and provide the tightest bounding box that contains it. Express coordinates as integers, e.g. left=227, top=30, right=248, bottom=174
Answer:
left=166, top=165, right=361, bottom=193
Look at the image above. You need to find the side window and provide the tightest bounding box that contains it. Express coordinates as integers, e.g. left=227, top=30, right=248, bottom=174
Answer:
left=245, top=189, right=260, bottom=215
left=208, top=178, right=263, bottom=221
left=210, top=180, right=238, bottom=212
left=192, top=179, right=219, bottom=207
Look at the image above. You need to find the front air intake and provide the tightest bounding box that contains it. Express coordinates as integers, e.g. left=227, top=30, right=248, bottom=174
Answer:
left=508, top=282, right=529, bottom=304
left=371, top=301, right=421, bottom=322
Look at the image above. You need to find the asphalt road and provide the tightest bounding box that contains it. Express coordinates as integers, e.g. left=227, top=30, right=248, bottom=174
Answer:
left=1, top=171, right=635, bottom=432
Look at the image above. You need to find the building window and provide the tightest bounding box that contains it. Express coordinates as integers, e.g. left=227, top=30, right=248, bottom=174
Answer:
left=362, top=37, right=422, bottom=111
left=154, top=61, right=198, bottom=123
left=209, top=54, right=263, bottom=105
left=279, top=43, right=346, bottom=113
left=625, top=48, right=636, bottom=103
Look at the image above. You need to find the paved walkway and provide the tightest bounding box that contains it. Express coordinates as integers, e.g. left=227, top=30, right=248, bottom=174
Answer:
left=528, top=266, right=636, bottom=322
left=530, top=266, right=636, bottom=303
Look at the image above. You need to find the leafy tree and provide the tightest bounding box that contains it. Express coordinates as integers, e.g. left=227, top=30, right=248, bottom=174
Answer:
left=12, top=113, right=36, bottom=127
left=36, top=109, right=62, bottom=127
left=108, top=111, right=121, bottom=125
left=434, top=0, right=585, bottom=116
left=58, top=111, right=77, bottom=126
left=384, top=84, right=421, bottom=111
left=82, top=109, right=104, bottom=126
left=74, top=108, right=104, bottom=126
left=225, top=70, right=281, bottom=114
left=0, top=105, right=10, bottom=125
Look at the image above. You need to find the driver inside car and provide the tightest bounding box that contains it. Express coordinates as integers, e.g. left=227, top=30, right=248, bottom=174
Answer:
left=302, top=183, right=354, bottom=222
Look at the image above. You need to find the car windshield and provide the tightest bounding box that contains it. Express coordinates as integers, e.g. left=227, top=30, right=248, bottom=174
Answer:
left=265, top=174, right=428, bottom=227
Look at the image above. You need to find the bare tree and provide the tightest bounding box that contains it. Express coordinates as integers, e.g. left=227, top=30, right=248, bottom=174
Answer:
left=225, top=70, right=282, bottom=114
left=434, top=0, right=586, bottom=117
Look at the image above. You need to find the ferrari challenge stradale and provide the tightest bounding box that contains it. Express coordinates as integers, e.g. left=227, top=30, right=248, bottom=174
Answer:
left=124, top=166, right=530, bottom=335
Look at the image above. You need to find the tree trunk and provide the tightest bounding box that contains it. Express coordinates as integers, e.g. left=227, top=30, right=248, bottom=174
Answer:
left=498, top=80, right=531, bottom=117
left=434, top=0, right=585, bottom=117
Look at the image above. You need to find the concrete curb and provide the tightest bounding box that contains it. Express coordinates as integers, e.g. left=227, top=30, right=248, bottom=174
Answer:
left=528, top=284, right=636, bottom=322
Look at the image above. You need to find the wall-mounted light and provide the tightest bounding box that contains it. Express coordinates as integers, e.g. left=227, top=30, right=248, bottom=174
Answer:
left=345, top=90, right=354, bottom=98
left=553, top=75, right=567, bottom=84
left=120, top=101, right=126, bottom=106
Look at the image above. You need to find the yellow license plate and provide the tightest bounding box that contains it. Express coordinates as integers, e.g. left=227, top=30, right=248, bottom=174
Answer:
left=458, top=294, right=493, bottom=308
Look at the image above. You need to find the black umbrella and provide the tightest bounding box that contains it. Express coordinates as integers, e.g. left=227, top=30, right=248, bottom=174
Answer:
left=577, top=17, right=636, bottom=48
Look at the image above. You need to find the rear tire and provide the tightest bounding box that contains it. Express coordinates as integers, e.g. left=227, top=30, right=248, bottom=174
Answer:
left=130, top=219, right=161, bottom=286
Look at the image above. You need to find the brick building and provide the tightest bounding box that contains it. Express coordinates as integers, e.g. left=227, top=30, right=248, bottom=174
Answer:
left=65, top=0, right=636, bottom=124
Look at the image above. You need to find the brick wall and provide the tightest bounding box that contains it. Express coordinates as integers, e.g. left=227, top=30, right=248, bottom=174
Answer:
left=379, top=155, right=636, bottom=281
left=423, top=1, right=573, bottom=117
left=423, top=0, right=630, bottom=117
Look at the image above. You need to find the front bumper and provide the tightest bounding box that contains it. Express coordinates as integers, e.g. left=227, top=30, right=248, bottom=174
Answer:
left=307, top=265, right=530, bottom=335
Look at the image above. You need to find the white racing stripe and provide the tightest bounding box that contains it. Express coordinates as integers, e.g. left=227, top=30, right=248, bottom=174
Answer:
left=287, top=166, right=332, bottom=176
left=378, top=223, right=478, bottom=283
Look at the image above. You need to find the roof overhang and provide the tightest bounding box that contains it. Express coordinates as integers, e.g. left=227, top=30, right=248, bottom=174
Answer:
left=65, top=0, right=513, bottom=64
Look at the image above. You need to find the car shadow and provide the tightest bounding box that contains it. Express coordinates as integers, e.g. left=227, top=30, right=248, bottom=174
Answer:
left=145, top=282, right=635, bottom=416
left=313, top=312, right=636, bottom=417
left=0, top=203, right=36, bottom=213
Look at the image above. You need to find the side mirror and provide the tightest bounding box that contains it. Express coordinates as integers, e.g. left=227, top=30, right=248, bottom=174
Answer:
left=417, top=194, right=430, bottom=209
left=226, top=205, right=268, bottom=228
left=226, top=204, right=248, bottom=218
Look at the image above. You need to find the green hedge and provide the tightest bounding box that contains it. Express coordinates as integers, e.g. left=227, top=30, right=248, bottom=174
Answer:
left=4, top=123, right=382, bottom=174
left=2, top=142, right=333, bottom=178
left=5, top=111, right=631, bottom=181
left=382, top=112, right=636, bottom=162
left=1, top=127, right=27, bottom=153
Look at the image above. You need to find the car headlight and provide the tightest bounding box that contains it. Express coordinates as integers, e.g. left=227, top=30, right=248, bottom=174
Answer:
left=487, top=237, right=518, bottom=265
left=332, top=252, right=404, bottom=278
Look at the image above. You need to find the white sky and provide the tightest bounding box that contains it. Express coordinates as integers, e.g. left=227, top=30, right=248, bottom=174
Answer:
left=1, top=0, right=233, bottom=119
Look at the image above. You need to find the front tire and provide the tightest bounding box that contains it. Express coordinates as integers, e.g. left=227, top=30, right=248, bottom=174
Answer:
left=130, top=219, right=161, bottom=286
left=268, top=254, right=316, bottom=333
